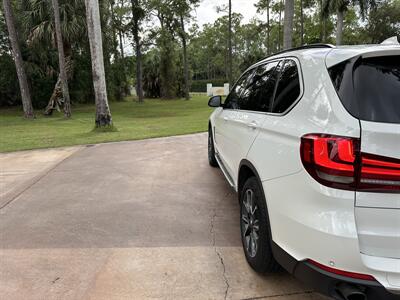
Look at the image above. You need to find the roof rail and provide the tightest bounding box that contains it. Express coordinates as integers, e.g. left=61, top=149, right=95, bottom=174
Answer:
left=264, top=43, right=335, bottom=60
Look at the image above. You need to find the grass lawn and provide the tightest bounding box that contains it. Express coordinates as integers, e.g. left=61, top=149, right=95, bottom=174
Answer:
left=0, top=95, right=212, bottom=152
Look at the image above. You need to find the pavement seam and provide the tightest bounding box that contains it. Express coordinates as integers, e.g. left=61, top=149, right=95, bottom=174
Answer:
left=240, top=290, right=314, bottom=300
left=0, top=147, right=83, bottom=210
left=210, top=208, right=230, bottom=300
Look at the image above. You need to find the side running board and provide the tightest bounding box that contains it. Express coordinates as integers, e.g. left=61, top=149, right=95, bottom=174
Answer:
left=215, top=152, right=237, bottom=191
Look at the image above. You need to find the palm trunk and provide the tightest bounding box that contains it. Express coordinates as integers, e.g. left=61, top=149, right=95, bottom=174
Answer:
left=300, top=0, right=304, bottom=45
left=119, top=31, right=125, bottom=59
left=278, top=1, right=282, bottom=51
left=228, top=0, right=233, bottom=87
left=283, top=0, right=294, bottom=49
left=52, top=0, right=71, bottom=118
left=266, top=0, right=270, bottom=55
left=318, top=0, right=323, bottom=42
left=131, top=0, right=144, bottom=103
left=85, top=0, right=112, bottom=127
left=336, top=9, right=344, bottom=45
left=2, top=0, right=34, bottom=118
left=180, top=14, right=189, bottom=100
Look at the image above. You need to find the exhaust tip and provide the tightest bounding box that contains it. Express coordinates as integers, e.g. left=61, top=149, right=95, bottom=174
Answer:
left=336, top=283, right=367, bottom=300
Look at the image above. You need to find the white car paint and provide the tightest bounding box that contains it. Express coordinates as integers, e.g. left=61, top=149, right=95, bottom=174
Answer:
left=209, top=44, right=400, bottom=294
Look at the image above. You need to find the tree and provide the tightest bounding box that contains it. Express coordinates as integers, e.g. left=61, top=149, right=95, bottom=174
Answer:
left=300, top=0, right=304, bottom=45
left=175, top=0, right=199, bottom=100
left=51, top=0, right=71, bottom=118
left=2, top=0, right=34, bottom=118
left=131, top=0, right=145, bottom=103
left=283, top=0, right=294, bottom=49
left=21, top=0, right=86, bottom=114
left=85, top=0, right=112, bottom=126
left=228, top=0, right=232, bottom=87
left=255, top=0, right=271, bottom=54
left=365, top=0, right=400, bottom=44
left=323, top=0, right=376, bottom=45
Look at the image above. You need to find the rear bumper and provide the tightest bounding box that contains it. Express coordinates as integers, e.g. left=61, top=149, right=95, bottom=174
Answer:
left=272, top=243, right=400, bottom=300
left=295, top=259, right=400, bottom=300
left=263, top=171, right=400, bottom=295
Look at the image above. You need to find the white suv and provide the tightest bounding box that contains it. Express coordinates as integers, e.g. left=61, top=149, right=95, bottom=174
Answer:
left=207, top=44, right=400, bottom=300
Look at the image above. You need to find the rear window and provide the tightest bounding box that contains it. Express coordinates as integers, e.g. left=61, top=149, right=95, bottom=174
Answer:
left=329, top=55, right=400, bottom=124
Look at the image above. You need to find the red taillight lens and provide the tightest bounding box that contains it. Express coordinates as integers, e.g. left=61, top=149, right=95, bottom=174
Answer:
left=301, top=134, right=400, bottom=193
left=300, top=134, right=360, bottom=191
left=359, top=153, right=400, bottom=192
left=307, top=259, right=376, bottom=281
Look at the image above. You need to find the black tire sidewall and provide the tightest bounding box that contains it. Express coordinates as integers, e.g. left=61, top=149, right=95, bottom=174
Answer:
left=240, top=176, right=279, bottom=273
left=208, top=127, right=218, bottom=167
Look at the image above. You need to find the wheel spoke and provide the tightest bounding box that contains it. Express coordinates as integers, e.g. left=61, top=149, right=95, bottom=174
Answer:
left=241, top=214, right=249, bottom=224
left=245, top=235, right=251, bottom=251
left=252, top=220, right=259, bottom=232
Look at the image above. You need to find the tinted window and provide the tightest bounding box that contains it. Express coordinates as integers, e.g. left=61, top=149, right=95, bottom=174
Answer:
left=272, top=60, right=301, bottom=113
left=329, top=55, right=400, bottom=123
left=244, top=61, right=279, bottom=112
left=224, top=70, right=255, bottom=109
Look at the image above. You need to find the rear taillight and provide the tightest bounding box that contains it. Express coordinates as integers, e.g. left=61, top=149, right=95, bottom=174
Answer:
left=359, top=153, right=400, bottom=192
left=300, top=134, right=359, bottom=191
left=300, top=134, right=400, bottom=193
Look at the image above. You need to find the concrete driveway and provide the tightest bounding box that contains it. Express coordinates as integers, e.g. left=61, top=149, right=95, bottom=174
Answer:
left=0, top=133, right=328, bottom=300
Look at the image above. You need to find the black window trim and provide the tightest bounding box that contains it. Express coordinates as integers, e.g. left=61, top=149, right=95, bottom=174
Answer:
left=223, top=56, right=304, bottom=117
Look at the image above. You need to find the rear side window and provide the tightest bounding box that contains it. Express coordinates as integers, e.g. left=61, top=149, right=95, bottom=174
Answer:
left=246, top=61, right=280, bottom=112
left=329, top=55, right=400, bottom=124
left=272, top=60, right=301, bottom=113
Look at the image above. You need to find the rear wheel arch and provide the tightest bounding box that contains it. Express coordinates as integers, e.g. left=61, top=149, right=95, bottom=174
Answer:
left=238, top=160, right=264, bottom=201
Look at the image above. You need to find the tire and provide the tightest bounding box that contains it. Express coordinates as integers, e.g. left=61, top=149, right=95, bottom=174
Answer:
left=239, top=176, right=280, bottom=273
left=208, top=127, right=219, bottom=168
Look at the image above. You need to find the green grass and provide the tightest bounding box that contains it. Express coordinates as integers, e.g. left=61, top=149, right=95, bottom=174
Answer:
left=0, top=95, right=212, bottom=152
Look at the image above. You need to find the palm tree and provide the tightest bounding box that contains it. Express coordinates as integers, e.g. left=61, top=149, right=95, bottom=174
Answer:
left=21, top=0, right=86, bottom=115
left=228, top=0, right=233, bottom=87
left=283, top=0, right=295, bottom=49
left=51, top=0, right=71, bottom=117
left=85, top=0, right=112, bottom=127
left=130, top=0, right=144, bottom=103
left=255, top=0, right=271, bottom=54
left=323, top=0, right=376, bottom=45
left=2, top=0, right=34, bottom=118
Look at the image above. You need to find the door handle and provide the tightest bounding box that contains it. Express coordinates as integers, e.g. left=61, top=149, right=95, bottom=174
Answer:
left=247, top=121, right=258, bottom=129
left=223, top=116, right=229, bottom=121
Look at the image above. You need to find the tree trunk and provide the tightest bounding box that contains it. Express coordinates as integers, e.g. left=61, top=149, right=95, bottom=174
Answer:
left=131, top=0, right=144, bottom=103
left=2, top=0, right=34, bottom=118
left=180, top=14, right=190, bottom=100
left=52, top=0, right=71, bottom=118
left=85, top=0, right=112, bottom=127
left=283, top=0, right=294, bottom=49
left=228, top=0, right=233, bottom=87
left=45, top=45, right=73, bottom=116
left=278, top=1, right=282, bottom=51
left=318, top=0, right=323, bottom=42
left=336, top=9, right=344, bottom=45
left=300, top=0, right=304, bottom=45
left=119, top=31, right=125, bottom=59
left=266, top=0, right=270, bottom=55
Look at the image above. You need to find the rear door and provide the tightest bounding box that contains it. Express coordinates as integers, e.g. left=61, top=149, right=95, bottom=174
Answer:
left=331, top=54, right=400, bottom=261
left=214, top=61, right=280, bottom=184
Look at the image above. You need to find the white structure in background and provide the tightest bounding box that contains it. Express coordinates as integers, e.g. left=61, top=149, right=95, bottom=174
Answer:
left=207, top=83, right=230, bottom=96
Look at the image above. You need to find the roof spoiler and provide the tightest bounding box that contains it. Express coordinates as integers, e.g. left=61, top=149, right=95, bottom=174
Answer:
left=381, top=36, right=400, bottom=45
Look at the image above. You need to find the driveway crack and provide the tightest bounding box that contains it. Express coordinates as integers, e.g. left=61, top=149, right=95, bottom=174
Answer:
left=210, top=209, right=230, bottom=300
